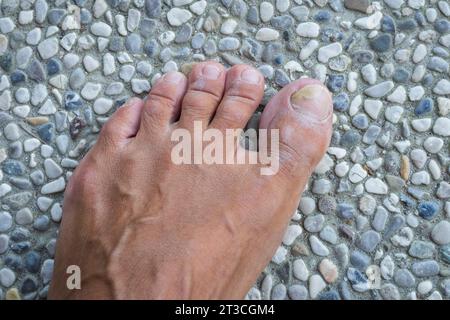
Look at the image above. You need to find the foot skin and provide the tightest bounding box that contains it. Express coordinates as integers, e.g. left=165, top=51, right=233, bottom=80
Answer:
left=48, top=61, right=332, bottom=300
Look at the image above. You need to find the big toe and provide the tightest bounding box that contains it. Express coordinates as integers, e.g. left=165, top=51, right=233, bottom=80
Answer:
left=260, top=79, right=333, bottom=179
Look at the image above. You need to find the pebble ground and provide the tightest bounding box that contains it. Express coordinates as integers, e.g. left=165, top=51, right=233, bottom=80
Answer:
left=0, top=0, right=449, bottom=300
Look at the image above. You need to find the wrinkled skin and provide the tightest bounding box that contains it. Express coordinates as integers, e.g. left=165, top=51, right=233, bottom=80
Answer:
left=49, top=62, right=332, bottom=299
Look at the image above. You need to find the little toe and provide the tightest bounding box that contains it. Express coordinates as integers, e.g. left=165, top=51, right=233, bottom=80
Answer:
left=259, top=79, right=333, bottom=179
left=210, top=65, right=264, bottom=131
left=140, top=71, right=188, bottom=133
left=178, top=61, right=226, bottom=128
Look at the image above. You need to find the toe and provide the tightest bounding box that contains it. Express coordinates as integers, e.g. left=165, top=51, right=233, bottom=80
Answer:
left=98, top=97, right=144, bottom=147
left=140, top=71, right=188, bottom=132
left=178, top=61, right=226, bottom=128
left=259, top=79, right=333, bottom=179
left=210, top=65, right=264, bottom=130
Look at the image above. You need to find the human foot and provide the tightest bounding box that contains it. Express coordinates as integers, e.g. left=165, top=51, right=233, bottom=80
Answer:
left=48, top=61, right=332, bottom=299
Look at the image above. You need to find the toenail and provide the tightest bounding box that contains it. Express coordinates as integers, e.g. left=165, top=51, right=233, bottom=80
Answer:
left=201, top=64, right=222, bottom=80
left=124, top=97, right=141, bottom=107
left=290, top=84, right=332, bottom=121
left=163, top=71, right=185, bottom=83
left=240, top=68, right=262, bottom=84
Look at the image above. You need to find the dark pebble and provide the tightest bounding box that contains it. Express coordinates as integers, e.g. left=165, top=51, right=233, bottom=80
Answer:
left=8, top=141, right=23, bottom=159
left=383, top=214, right=405, bottom=239
left=10, top=70, right=27, bottom=84
left=33, top=215, right=50, bottom=232
left=274, top=69, right=290, bottom=87
left=10, top=228, right=30, bottom=242
left=417, top=201, right=439, bottom=220
left=321, top=28, right=344, bottom=43
left=319, top=290, right=340, bottom=300
left=350, top=250, right=371, bottom=271
left=144, top=39, right=159, bottom=58
left=271, top=15, right=294, bottom=30
left=47, top=8, right=66, bottom=25
left=333, top=92, right=349, bottom=111
left=341, top=130, right=361, bottom=147
left=145, top=0, right=161, bottom=18
left=140, top=19, right=157, bottom=38
left=24, top=251, right=41, bottom=273
left=370, top=34, right=392, bottom=52
left=36, top=123, right=55, bottom=143
left=4, top=255, right=24, bottom=272
left=352, top=114, right=369, bottom=129
left=175, top=24, right=193, bottom=44
left=381, top=15, right=396, bottom=33
left=415, top=12, right=426, bottom=27
left=11, top=241, right=31, bottom=254
left=393, top=67, right=410, bottom=83
left=80, top=8, right=92, bottom=24
left=9, top=31, right=25, bottom=50
left=46, top=58, right=62, bottom=76
left=262, top=43, right=283, bottom=64
left=337, top=203, right=355, bottom=219
left=397, top=19, right=417, bottom=32
left=125, top=33, right=142, bottom=53
left=327, top=74, right=345, bottom=93
left=21, top=277, right=38, bottom=295
left=109, top=36, right=124, bottom=52
left=352, top=50, right=374, bottom=64
left=434, top=19, right=450, bottom=33
left=314, top=10, right=332, bottom=22
left=0, top=52, right=13, bottom=72
left=415, top=98, right=433, bottom=116
left=247, top=6, right=259, bottom=25
left=2, top=159, right=26, bottom=176
left=422, top=74, right=434, bottom=87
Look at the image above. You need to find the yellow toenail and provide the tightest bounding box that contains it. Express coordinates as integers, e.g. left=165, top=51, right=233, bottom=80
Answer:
left=290, top=84, right=332, bottom=121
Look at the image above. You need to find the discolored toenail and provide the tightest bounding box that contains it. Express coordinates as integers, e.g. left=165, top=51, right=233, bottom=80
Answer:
left=290, top=84, right=332, bottom=121
left=163, top=71, right=185, bottom=84
left=240, top=68, right=262, bottom=84
left=201, top=64, right=222, bottom=80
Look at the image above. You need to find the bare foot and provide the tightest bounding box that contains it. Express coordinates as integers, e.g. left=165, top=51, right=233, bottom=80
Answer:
left=48, top=61, right=332, bottom=299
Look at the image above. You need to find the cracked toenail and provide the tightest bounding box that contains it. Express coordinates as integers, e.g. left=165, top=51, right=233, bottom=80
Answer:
left=241, top=68, right=262, bottom=84
left=202, top=64, right=221, bottom=79
left=163, top=71, right=185, bottom=83
left=291, top=84, right=331, bottom=120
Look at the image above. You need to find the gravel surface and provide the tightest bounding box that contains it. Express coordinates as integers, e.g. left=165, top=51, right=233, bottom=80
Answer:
left=0, top=0, right=449, bottom=300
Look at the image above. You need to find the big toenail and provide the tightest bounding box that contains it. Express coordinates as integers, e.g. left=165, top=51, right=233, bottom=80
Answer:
left=290, top=84, right=332, bottom=121
left=202, top=64, right=222, bottom=79
left=240, top=68, right=262, bottom=84
left=163, top=71, right=185, bottom=83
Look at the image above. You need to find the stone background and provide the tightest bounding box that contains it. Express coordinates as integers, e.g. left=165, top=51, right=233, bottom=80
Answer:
left=0, top=0, right=449, bottom=300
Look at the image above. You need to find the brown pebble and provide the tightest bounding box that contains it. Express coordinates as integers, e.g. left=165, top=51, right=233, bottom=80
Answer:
left=344, top=0, right=371, bottom=13
left=6, top=288, right=21, bottom=300
left=400, top=155, right=410, bottom=181
left=291, top=241, right=310, bottom=256
left=26, top=116, right=49, bottom=126
left=180, top=62, right=197, bottom=76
